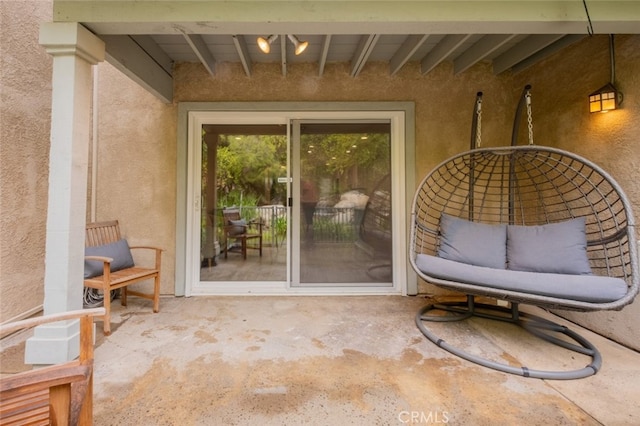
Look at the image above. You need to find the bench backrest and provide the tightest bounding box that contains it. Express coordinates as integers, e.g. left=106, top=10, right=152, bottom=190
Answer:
left=222, top=208, right=242, bottom=224
left=86, top=220, right=122, bottom=247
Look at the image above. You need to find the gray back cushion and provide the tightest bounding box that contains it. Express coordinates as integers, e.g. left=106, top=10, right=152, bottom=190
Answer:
left=85, top=239, right=135, bottom=278
left=228, top=219, right=247, bottom=236
left=507, top=217, right=592, bottom=275
left=437, top=213, right=507, bottom=269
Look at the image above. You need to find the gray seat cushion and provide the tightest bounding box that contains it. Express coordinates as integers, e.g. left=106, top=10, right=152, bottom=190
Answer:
left=415, top=254, right=627, bottom=303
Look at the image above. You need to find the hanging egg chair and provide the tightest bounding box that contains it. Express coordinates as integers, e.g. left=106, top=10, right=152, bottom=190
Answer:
left=410, top=88, right=638, bottom=379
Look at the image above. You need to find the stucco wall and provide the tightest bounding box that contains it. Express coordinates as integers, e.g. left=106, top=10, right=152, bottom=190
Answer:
left=92, top=63, right=177, bottom=295
left=513, top=34, right=640, bottom=349
left=0, top=2, right=52, bottom=322
left=174, top=60, right=516, bottom=171
left=0, top=2, right=177, bottom=319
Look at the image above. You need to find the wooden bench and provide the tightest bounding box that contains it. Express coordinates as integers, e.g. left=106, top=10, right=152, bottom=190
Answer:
left=0, top=308, right=104, bottom=426
left=84, top=220, right=162, bottom=335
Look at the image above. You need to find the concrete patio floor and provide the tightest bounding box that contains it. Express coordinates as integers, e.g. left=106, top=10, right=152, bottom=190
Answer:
left=3, top=295, right=640, bottom=425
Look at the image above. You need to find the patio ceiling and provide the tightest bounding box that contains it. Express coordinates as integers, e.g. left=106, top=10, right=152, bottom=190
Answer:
left=54, top=0, right=640, bottom=102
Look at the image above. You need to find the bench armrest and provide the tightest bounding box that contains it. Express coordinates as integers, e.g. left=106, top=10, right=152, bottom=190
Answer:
left=0, top=308, right=105, bottom=337
left=129, top=246, right=163, bottom=270
left=84, top=255, right=114, bottom=279
left=0, top=361, right=90, bottom=395
left=247, top=220, right=263, bottom=232
left=84, top=255, right=113, bottom=263
left=129, top=245, right=163, bottom=251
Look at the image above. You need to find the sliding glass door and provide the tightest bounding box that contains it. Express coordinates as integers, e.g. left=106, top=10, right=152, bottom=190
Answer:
left=291, top=121, right=393, bottom=287
left=184, top=106, right=410, bottom=296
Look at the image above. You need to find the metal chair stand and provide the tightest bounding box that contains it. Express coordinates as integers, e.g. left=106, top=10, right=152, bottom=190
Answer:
left=415, top=295, right=602, bottom=380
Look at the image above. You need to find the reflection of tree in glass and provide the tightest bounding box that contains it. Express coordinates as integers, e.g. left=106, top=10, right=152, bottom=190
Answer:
left=216, top=134, right=287, bottom=205
left=302, top=132, right=390, bottom=195
left=212, top=131, right=390, bottom=208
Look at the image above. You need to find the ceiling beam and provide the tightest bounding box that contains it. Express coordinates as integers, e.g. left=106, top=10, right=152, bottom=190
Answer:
left=510, top=34, right=586, bottom=74
left=390, top=34, right=430, bottom=76
left=350, top=34, right=380, bottom=77
left=182, top=33, right=216, bottom=76
left=129, top=35, right=173, bottom=75
left=99, top=35, right=173, bottom=103
left=453, top=34, right=518, bottom=75
left=318, top=35, right=332, bottom=77
left=492, top=34, right=565, bottom=74
left=421, top=34, right=472, bottom=75
left=63, top=1, right=640, bottom=35
left=280, top=34, right=287, bottom=76
left=232, top=35, right=252, bottom=77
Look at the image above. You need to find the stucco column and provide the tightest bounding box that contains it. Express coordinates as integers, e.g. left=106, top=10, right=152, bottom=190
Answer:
left=25, top=23, right=105, bottom=364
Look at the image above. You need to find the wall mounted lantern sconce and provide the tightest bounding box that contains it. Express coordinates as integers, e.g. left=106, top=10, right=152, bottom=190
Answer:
left=589, top=83, right=620, bottom=113
left=589, top=35, right=623, bottom=113
left=257, top=34, right=308, bottom=55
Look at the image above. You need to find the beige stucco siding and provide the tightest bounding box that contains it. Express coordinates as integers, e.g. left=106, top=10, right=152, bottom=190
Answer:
left=92, top=63, right=177, bottom=297
left=513, top=35, right=640, bottom=346
left=173, top=60, right=516, bottom=176
left=0, top=1, right=52, bottom=321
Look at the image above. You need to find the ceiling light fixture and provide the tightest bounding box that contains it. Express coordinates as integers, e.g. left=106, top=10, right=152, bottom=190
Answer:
left=589, top=34, right=623, bottom=113
left=257, top=34, right=278, bottom=54
left=257, top=34, right=308, bottom=55
left=287, top=34, right=308, bottom=55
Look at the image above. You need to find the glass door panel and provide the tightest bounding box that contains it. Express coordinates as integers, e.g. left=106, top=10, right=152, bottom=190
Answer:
left=199, top=125, right=288, bottom=283
left=293, top=121, right=392, bottom=286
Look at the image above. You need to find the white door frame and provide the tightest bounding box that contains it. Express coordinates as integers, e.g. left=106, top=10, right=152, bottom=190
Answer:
left=177, top=102, right=417, bottom=296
